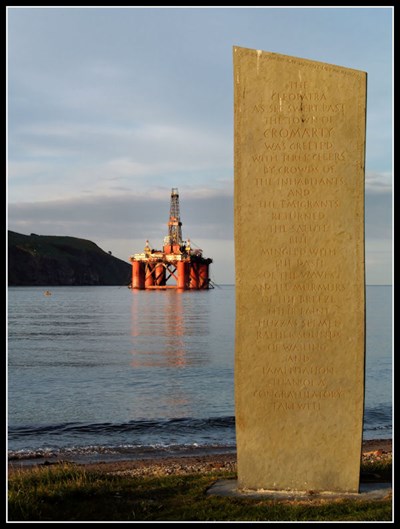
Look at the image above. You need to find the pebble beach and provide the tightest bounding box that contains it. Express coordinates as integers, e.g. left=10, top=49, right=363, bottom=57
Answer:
left=10, top=438, right=390, bottom=480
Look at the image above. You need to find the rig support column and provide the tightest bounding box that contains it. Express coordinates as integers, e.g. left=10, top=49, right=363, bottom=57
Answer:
left=177, top=261, right=187, bottom=290
left=199, top=263, right=209, bottom=289
left=132, top=261, right=145, bottom=289
left=189, top=263, right=199, bottom=289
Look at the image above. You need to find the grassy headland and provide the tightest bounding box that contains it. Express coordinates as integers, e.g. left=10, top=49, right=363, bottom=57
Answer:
left=8, top=230, right=131, bottom=286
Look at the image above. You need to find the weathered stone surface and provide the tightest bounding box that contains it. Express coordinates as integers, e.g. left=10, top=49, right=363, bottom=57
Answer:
left=233, top=47, right=366, bottom=492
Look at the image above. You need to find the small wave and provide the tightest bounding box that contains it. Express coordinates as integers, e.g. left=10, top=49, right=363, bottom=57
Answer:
left=8, top=442, right=237, bottom=463
left=8, top=416, right=236, bottom=439
left=364, top=404, right=392, bottom=425
left=363, top=403, right=392, bottom=439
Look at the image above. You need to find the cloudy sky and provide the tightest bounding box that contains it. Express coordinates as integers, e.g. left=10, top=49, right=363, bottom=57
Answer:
left=7, top=7, right=392, bottom=284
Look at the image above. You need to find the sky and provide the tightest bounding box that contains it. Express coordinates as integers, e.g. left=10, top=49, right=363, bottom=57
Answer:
left=7, top=6, right=393, bottom=285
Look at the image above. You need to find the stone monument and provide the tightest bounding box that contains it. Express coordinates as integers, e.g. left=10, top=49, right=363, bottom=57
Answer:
left=234, top=47, right=367, bottom=493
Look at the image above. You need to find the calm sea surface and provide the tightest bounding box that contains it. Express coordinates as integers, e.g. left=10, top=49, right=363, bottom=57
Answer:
left=7, top=285, right=392, bottom=464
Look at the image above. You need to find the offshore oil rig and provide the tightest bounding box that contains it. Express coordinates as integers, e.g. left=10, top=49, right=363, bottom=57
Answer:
left=130, top=188, right=213, bottom=290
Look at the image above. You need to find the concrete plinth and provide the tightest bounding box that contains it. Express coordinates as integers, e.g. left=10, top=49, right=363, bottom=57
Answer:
left=207, top=479, right=391, bottom=502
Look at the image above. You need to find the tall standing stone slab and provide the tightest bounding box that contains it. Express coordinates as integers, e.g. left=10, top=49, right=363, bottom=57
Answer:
left=234, top=47, right=367, bottom=493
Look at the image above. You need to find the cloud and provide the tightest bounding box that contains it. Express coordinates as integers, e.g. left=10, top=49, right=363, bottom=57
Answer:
left=365, top=171, right=392, bottom=195
left=8, top=177, right=391, bottom=243
left=8, top=189, right=234, bottom=242
left=365, top=191, right=392, bottom=240
left=8, top=119, right=232, bottom=203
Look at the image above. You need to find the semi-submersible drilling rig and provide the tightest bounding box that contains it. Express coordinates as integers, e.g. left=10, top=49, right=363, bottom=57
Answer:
left=130, top=188, right=213, bottom=290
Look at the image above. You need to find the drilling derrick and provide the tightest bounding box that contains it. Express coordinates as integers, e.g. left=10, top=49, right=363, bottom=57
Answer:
left=168, top=188, right=182, bottom=246
left=130, top=188, right=213, bottom=290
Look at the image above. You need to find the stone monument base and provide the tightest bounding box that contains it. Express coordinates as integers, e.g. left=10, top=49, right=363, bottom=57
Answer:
left=207, top=479, right=391, bottom=502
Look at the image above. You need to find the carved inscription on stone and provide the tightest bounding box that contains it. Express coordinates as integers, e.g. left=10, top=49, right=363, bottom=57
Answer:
left=234, top=47, right=366, bottom=493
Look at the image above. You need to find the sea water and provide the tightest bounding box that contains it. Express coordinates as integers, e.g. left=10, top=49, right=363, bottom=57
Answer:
left=7, top=285, right=392, bottom=463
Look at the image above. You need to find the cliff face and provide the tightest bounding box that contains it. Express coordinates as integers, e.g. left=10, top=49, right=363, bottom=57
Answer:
left=8, top=231, right=132, bottom=286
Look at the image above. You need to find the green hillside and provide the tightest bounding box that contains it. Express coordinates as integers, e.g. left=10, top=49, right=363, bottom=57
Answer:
left=8, top=231, right=131, bottom=286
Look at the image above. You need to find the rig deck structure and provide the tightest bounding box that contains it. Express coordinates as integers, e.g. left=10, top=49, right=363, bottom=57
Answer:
left=130, top=188, right=213, bottom=290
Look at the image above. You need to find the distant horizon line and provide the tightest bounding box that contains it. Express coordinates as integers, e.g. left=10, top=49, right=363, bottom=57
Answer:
left=7, top=283, right=393, bottom=287
left=211, top=283, right=393, bottom=287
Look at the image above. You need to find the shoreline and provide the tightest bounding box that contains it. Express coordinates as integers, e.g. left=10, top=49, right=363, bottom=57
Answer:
left=9, top=438, right=392, bottom=477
